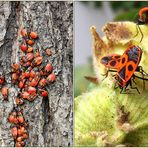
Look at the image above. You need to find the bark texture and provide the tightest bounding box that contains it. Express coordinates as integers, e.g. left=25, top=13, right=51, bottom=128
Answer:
left=0, top=1, right=73, bottom=147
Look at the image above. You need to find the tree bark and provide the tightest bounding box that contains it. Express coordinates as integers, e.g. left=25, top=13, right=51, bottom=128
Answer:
left=0, top=1, right=73, bottom=147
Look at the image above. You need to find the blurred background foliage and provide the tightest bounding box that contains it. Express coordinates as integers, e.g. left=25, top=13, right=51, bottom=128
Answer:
left=75, top=1, right=148, bottom=97
left=82, top=1, right=148, bottom=21
left=75, top=58, right=97, bottom=97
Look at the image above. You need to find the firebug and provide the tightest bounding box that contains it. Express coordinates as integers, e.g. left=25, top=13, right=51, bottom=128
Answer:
left=20, top=29, right=28, bottom=38
left=100, top=45, right=148, bottom=93
left=30, top=32, right=38, bottom=39
left=47, top=73, right=56, bottom=83
left=1, top=87, right=9, bottom=101
left=11, top=126, right=18, bottom=139
left=20, top=44, right=27, bottom=52
left=115, top=45, right=144, bottom=93
left=135, top=7, right=148, bottom=42
left=138, top=7, right=148, bottom=25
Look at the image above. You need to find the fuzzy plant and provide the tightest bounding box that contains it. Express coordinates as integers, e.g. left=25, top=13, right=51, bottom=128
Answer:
left=75, top=22, right=148, bottom=147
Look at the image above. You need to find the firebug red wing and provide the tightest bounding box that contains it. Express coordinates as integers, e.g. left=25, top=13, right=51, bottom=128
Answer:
left=117, top=45, right=142, bottom=87
left=100, top=54, right=121, bottom=69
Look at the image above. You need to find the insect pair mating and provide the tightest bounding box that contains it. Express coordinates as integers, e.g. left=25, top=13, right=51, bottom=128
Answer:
left=101, top=45, right=148, bottom=94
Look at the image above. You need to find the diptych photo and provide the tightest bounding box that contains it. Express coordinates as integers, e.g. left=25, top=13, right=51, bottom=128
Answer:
left=0, top=1, right=72, bottom=147
left=0, top=1, right=148, bottom=147
left=74, top=1, right=148, bottom=147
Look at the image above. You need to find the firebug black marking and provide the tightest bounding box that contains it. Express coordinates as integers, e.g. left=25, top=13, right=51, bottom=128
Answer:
left=100, top=45, right=148, bottom=93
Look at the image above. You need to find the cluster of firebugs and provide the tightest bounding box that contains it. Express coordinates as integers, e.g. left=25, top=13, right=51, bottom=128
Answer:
left=99, top=7, right=148, bottom=94
left=8, top=109, right=28, bottom=147
left=0, top=28, right=56, bottom=147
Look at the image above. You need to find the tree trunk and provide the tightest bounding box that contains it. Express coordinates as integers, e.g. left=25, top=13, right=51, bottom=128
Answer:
left=0, top=1, right=73, bottom=147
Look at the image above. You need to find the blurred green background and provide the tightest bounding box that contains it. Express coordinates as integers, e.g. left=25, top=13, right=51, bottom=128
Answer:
left=75, top=1, right=148, bottom=97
